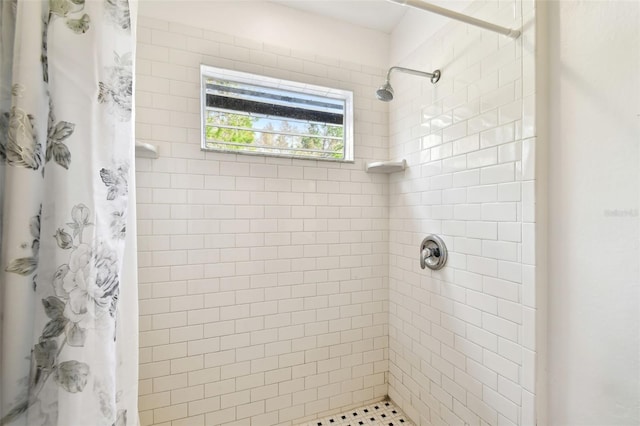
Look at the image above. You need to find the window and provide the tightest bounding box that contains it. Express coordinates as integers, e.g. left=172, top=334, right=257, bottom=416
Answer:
left=200, top=65, right=353, bottom=161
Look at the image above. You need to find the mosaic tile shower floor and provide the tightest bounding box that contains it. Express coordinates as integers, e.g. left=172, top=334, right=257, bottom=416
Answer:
left=300, top=400, right=415, bottom=426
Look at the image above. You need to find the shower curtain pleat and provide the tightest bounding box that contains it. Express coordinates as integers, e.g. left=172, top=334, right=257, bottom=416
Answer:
left=0, top=0, right=139, bottom=425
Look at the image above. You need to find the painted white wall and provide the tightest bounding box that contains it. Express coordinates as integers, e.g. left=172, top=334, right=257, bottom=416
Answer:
left=389, top=1, right=470, bottom=65
left=138, top=0, right=390, bottom=68
left=547, top=1, right=640, bottom=424
left=390, top=8, right=450, bottom=64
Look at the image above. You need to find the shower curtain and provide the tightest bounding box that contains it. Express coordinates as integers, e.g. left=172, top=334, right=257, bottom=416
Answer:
left=0, top=0, right=138, bottom=425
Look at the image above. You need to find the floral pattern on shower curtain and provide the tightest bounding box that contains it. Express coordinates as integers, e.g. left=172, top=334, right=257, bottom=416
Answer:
left=0, top=0, right=138, bottom=425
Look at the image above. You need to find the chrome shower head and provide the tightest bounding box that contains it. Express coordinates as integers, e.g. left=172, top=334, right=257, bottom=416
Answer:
left=375, top=66, right=441, bottom=102
left=376, top=81, right=394, bottom=102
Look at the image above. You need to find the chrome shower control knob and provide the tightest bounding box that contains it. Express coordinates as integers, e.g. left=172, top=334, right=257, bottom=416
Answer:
left=420, top=234, right=448, bottom=270
left=422, top=247, right=440, bottom=259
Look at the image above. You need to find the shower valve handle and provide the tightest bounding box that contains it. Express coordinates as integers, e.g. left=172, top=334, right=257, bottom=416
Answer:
left=422, top=247, right=440, bottom=259
left=420, top=235, right=448, bottom=270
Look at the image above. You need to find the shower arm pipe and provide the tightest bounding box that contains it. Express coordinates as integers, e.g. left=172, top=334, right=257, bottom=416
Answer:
left=386, top=66, right=435, bottom=80
left=387, top=0, right=521, bottom=39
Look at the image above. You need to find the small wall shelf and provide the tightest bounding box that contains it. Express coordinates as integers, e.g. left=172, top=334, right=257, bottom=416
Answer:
left=135, top=141, right=159, bottom=159
left=365, top=160, right=406, bottom=174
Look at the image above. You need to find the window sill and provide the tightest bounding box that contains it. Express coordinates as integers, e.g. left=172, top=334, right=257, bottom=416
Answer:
left=201, top=147, right=354, bottom=164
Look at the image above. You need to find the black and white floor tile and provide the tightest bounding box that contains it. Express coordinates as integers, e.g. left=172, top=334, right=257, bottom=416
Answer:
left=301, top=400, right=414, bottom=426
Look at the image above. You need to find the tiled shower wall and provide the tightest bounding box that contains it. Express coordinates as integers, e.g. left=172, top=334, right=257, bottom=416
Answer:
left=386, top=1, right=539, bottom=425
left=134, top=16, right=390, bottom=426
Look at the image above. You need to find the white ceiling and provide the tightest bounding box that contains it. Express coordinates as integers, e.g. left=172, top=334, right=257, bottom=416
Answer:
left=270, top=0, right=408, bottom=33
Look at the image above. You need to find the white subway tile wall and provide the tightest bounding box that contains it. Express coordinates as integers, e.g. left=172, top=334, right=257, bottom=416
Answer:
left=136, top=16, right=390, bottom=426
left=136, top=0, right=541, bottom=424
left=386, top=1, right=538, bottom=425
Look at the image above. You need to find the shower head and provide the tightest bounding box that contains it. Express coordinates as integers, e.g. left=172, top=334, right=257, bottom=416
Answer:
left=375, top=66, right=441, bottom=102
left=376, top=81, right=394, bottom=102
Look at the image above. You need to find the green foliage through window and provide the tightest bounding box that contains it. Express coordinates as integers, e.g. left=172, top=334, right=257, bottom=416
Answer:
left=206, top=113, right=255, bottom=149
left=201, top=65, right=353, bottom=161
